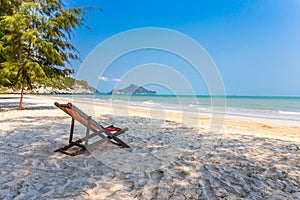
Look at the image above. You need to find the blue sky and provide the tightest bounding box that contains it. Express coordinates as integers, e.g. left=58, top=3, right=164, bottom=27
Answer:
left=69, top=0, right=300, bottom=96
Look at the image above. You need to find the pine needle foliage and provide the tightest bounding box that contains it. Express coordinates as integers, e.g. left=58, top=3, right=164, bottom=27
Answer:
left=0, top=0, right=87, bottom=109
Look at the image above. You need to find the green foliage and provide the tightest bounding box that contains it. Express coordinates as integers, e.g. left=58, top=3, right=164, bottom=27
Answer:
left=0, top=0, right=87, bottom=91
left=0, top=0, right=19, bottom=16
left=38, top=75, right=90, bottom=90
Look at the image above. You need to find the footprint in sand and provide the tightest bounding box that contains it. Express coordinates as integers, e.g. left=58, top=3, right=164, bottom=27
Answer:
left=142, top=170, right=165, bottom=199
left=150, top=170, right=164, bottom=183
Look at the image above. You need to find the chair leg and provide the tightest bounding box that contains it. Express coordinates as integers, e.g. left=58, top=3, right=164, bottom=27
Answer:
left=85, top=116, right=92, bottom=148
left=69, top=118, right=75, bottom=143
left=54, top=115, right=129, bottom=155
left=93, top=128, right=130, bottom=148
left=106, top=129, right=130, bottom=148
left=110, top=136, right=130, bottom=148
left=54, top=141, right=86, bottom=156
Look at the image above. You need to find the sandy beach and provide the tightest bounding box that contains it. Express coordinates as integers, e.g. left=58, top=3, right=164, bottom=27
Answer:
left=0, top=94, right=300, bottom=199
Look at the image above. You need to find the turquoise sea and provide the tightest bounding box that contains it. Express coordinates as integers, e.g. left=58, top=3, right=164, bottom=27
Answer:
left=51, top=94, right=300, bottom=122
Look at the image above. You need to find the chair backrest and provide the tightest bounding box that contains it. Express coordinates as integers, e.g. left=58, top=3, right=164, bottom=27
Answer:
left=54, top=102, right=106, bottom=133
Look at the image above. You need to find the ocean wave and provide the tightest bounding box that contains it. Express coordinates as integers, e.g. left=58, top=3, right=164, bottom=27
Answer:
left=142, top=101, right=156, bottom=105
left=197, top=107, right=208, bottom=111
left=279, top=110, right=300, bottom=115
left=249, top=107, right=278, bottom=111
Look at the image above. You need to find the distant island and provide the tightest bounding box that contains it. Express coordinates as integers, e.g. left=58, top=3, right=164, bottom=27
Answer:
left=109, top=84, right=157, bottom=95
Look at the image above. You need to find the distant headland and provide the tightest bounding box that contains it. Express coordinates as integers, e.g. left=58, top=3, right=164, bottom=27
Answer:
left=109, top=84, right=157, bottom=95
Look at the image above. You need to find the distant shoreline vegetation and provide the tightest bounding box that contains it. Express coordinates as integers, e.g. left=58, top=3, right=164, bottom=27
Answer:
left=0, top=77, right=94, bottom=94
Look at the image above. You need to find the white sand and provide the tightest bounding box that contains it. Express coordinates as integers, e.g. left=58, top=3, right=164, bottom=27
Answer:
left=0, top=94, right=300, bottom=199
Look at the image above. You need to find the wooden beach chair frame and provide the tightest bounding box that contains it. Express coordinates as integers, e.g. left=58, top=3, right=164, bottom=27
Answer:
left=54, top=102, right=130, bottom=156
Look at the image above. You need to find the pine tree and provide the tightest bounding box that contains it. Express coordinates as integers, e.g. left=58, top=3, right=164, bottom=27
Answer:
left=0, top=0, right=87, bottom=109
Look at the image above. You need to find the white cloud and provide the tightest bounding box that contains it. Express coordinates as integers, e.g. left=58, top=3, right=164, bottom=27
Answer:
left=98, top=76, right=109, bottom=81
left=111, top=78, right=121, bottom=82
left=98, top=76, right=121, bottom=82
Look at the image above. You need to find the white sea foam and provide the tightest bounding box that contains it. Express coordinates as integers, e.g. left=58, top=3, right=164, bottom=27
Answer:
left=279, top=110, right=300, bottom=116
left=142, top=101, right=156, bottom=105
left=198, top=107, right=208, bottom=111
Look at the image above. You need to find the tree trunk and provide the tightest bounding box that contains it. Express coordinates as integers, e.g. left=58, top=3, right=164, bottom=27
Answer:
left=19, top=86, right=24, bottom=110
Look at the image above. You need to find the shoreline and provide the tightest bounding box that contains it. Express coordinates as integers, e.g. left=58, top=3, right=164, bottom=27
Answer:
left=2, top=94, right=300, bottom=143
left=7, top=93, right=300, bottom=123
left=0, top=94, right=300, bottom=199
left=35, top=93, right=300, bottom=123
left=25, top=94, right=300, bottom=143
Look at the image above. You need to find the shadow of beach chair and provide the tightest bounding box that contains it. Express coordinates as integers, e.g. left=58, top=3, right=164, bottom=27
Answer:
left=54, top=102, right=130, bottom=156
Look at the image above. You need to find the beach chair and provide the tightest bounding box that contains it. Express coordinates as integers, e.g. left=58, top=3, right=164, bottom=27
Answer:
left=54, top=102, right=130, bottom=156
